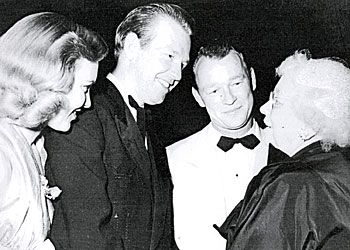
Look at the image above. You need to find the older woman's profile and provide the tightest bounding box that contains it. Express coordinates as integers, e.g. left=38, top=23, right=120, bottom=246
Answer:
left=219, top=49, right=350, bottom=250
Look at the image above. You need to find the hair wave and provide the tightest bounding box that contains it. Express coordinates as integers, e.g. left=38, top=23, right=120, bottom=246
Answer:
left=0, top=12, right=108, bottom=129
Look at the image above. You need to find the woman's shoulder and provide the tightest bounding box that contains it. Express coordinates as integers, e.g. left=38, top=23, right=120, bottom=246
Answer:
left=0, top=140, right=14, bottom=201
left=0, top=121, right=18, bottom=156
left=258, top=152, right=350, bottom=194
left=253, top=160, right=319, bottom=191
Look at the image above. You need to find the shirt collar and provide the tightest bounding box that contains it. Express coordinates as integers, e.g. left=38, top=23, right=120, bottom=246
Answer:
left=106, top=73, right=143, bottom=108
left=208, top=120, right=262, bottom=143
left=106, top=73, right=137, bottom=120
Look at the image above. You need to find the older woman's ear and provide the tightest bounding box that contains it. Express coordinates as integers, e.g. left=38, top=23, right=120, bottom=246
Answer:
left=298, top=126, right=317, bottom=142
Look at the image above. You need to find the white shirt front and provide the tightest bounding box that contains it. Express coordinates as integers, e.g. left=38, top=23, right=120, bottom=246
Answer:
left=166, top=121, right=269, bottom=250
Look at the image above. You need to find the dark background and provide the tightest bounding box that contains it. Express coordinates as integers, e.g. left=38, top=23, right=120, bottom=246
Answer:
left=1, top=0, right=350, bottom=146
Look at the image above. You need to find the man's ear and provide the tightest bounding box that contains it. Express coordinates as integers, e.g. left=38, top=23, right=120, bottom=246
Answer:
left=123, top=32, right=140, bottom=61
left=250, top=67, right=256, bottom=91
left=192, top=87, right=205, bottom=107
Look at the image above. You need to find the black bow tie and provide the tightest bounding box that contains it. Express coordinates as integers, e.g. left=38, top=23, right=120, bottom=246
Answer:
left=128, top=95, right=146, bottom=140
left=217, top=134, right=260, bottom=152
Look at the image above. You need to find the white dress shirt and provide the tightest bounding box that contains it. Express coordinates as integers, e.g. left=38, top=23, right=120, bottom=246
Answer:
left=166, top=121, right=269, bottom=250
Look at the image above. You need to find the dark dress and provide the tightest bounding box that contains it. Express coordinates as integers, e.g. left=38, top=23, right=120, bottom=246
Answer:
left=218, top=142, right=350, bottom=250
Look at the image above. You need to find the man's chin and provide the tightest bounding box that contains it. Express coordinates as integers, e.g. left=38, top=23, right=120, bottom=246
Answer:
left=149, top=95, right=166, bottom=105
left=220, top=120, right=253, bottom=132
left=48, top=123, right=71, bottom=133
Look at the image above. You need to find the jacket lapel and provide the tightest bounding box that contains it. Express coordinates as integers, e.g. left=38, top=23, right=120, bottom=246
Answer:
left=118, top=111, right=153, bottom=186
left=103, top=81, right=170, bottom=249
left=104, top=82, right=153, bottom=191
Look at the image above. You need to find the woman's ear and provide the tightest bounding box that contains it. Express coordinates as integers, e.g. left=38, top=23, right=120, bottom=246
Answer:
left=192, top=87, right=205, bottom=107
left=123, top=32, right=141, bottom=61
left=298, top=126, right=317, bottom=141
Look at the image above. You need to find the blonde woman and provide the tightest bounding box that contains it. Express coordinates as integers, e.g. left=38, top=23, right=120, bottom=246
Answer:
left=0, top=12, right=108, bottom=249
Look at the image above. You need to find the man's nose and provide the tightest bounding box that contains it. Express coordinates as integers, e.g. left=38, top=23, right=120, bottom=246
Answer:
left=222, top=88, right=237, bottom=104
left=171, top=61, right=183, bottom=81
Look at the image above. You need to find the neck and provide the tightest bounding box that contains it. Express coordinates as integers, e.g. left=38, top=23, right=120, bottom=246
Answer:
left=213, top=119, right=254, bottom=138
left=287, top=135, right=322, bottom=157
left=111, top=63, right=143, bottom=107
left=16, top=125, right=41, bottom=145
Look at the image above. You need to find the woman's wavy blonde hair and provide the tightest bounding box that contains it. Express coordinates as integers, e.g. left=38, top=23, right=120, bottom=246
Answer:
left=0, top=12, right=108, bottom=129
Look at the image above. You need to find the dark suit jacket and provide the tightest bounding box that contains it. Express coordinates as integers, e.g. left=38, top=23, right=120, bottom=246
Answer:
left=44, top=78, right=178, bottom=250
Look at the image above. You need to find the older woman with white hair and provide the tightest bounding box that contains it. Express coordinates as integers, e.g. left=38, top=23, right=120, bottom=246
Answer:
left=218, top=49, right=350, bottom=250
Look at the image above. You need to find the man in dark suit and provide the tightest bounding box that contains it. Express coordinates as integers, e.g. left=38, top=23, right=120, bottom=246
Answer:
left=44, top=3, right=193, bottom=249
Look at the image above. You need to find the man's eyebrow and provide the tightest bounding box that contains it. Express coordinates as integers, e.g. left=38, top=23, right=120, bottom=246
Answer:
left=229, top=75, right=244, bottom=81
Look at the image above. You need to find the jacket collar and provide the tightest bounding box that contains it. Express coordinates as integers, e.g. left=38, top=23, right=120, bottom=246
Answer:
left=267, top=141, right=324, bottom=165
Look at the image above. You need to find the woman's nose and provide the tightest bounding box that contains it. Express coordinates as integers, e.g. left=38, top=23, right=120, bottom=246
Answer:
left=260, top=99, right=271, bottom=115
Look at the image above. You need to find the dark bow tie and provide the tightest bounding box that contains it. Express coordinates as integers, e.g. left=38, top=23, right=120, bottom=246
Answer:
left=217, top=134, right=260, bottom=152
left=128, top=95, right=146, bottom=140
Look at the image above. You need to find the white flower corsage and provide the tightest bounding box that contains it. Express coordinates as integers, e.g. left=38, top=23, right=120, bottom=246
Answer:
left=40, top=175, right=62, bottom=200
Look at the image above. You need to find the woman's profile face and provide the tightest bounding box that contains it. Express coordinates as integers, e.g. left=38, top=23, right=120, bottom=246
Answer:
left=48, top=58, right=98, bottom=132
left=260, top=74, right=307, bottom=156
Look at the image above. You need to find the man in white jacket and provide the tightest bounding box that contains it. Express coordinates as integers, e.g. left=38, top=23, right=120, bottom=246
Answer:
left=166, top=44, right=270, bottom=250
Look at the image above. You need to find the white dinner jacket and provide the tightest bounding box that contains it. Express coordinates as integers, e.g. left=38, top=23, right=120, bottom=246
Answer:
left=166, top=121, right=269, bottom=250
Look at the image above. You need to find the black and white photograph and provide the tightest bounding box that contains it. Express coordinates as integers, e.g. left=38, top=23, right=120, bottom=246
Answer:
left=1, top=0, right=350, bottom=249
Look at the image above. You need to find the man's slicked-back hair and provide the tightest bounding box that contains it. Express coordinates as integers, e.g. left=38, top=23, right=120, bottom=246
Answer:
left=114, top=3, right=194, bottom=60
left=192, top=43, right=249, bottom=90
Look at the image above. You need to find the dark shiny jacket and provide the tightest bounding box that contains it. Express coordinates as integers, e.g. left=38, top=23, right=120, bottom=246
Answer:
left=45, top=78, right=178, bottom=250
left=219, top=142, right=350, bottom=250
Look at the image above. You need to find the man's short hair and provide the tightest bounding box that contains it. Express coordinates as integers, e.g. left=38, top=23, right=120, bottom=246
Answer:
left=114, top=3, right=194, bottom=60
left=192, top=44, right=249, bottom=90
